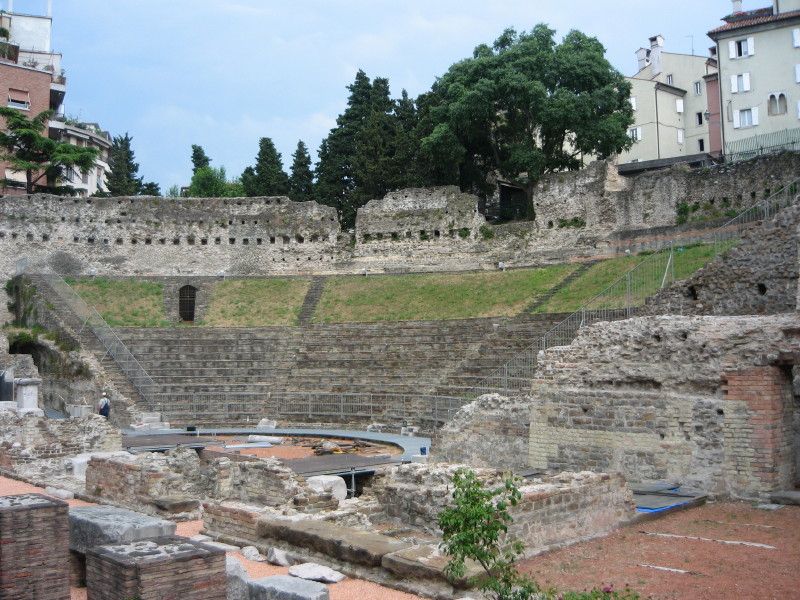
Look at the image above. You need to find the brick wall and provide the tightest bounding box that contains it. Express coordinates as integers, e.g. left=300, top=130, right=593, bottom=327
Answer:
left=366, top=464, right=635, bottom=556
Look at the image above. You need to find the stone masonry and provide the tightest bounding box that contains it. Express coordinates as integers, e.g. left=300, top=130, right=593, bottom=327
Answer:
left=2, top=153, right=798, bottom=280
left=0, top=493, right=70, bottom=600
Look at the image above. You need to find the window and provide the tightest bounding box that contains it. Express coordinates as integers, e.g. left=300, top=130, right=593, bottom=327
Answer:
left=734, top=107, right=759, bottom=128
left=729, top=37, right=755, bottom=58
left=696, top=112, right=704, bottom=126
left=677, top=129, right=684, bottom=144
left=793, top=28, right=800, bottom=47
left=694, top=81, right=702, bottom=95
left=630, top=96, right=637, bottom=111
left=666, top=74, right=674, bottom=85
left=675, top=98, right=684, bottom=113
left=628, top=127, right=642, bottom=141
left=7, top=89, right=30, bottom=110
left=795, top=64, right=800, bottom=83
left=768, top=93, right=788, bottom=115
left=698, top=139, right=705, bottom=152
left=730, top=73, right=751, bottom=93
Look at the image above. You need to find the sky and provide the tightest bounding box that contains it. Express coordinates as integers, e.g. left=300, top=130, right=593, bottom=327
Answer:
left=3, top=0, right=752, bottom=192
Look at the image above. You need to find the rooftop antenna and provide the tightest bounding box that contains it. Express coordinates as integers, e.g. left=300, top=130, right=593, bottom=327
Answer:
left=686, top=34, right=694, bottom=55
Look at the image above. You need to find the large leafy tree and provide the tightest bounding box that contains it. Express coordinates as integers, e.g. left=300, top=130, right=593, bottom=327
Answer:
left=422, top=25, right=634, bottom=211
left=188, top=165, right=242, bottom=198
left=289, top=140, right=314, bottom=202
left=241, top=137, right=289, bottom=197
left=0, top=108, right=99, bottom=195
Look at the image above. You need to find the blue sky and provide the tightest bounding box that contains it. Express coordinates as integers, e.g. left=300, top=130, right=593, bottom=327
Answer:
left=6, top=0, right=746, bottom=192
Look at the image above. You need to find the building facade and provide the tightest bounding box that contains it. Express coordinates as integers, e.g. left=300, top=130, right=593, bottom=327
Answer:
left=708, top=0, right=800, bottom=158
left=618, top=35, right=719, bottom=170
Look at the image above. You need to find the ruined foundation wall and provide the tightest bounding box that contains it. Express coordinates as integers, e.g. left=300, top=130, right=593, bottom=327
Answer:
left=367, top=464, right=635, bottom=556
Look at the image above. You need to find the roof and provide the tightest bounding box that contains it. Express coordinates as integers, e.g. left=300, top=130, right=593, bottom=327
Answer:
left=708, top=8, right=800, bottom=36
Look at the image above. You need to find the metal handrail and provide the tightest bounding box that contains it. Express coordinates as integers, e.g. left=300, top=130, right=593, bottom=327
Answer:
left=16, top=261, right=156, bottom=407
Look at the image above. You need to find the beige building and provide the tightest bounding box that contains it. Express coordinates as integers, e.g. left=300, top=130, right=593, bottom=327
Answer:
left=618, top=36, right=719, bottom=170
left=708, top=0, right=800, bottom=158
left=49, top=119, right=112, bottom=196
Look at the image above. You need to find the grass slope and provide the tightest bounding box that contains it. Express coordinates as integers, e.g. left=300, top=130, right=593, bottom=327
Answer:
left=66, top=278, right=166, bottom=326
left=202, top=278, right=309, bottom=326
left=313, top=264, right=578, bottom=323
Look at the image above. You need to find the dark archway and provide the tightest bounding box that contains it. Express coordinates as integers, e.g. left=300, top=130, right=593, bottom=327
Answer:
left=178, top=285, right=197, bottom=322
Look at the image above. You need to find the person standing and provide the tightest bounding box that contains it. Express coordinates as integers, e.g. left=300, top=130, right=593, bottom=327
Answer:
left=97, top=392, right=110, bottom=418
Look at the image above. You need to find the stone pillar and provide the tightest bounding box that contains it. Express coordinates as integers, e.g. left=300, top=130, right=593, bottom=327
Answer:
left=15, top=377, right=44, bottom=416
left=0, top=493, right=70, bottom=600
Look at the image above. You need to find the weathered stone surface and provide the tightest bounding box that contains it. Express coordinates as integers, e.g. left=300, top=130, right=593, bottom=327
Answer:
left=770, top=491, right=800, bottom=506
left=288, top=563, right=345, bottom=583
left=306, top=475, right=347, bottom=503
left=257, top=519, right=412, bottom=567
left=242, top=545, right=265, bottom=561
left=68, top=505, right=176, bottom=553
left=248, top=575, right=329, bottom=600
left=267, top=547, right=295, bottom=567
left=151, top=495, right=201, bottom=513
left=227, top=555, right=249, bottom=600
left=381, top=544, right=483, bottom=587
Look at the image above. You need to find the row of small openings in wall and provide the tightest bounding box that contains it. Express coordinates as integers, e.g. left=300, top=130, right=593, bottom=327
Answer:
left=685, top=282, right=767, bottom=301
left=0, top=233, right=330, bottom=245
left=0, top=232, right=54, bottom=241
left=361, top=228, right=472, bottom=242
left=270, top=256, right=331, bottom=262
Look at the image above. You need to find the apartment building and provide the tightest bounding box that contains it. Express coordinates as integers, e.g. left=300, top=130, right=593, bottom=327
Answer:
left=618, top=36, right=719, bottom=171
left=708, top=0, right=800, bottom=158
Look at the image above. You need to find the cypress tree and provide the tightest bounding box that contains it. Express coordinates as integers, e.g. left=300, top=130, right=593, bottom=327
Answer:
left=241, top=137, right=289, bottom=197
left=105, top=133, right=142, bottom=196
left=289, top=140, right=314, bottom=202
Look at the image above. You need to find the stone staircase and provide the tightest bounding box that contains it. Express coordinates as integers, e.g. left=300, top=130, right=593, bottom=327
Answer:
left=296, top=276, right=327, bottom=325
left=523, top=260, right=599, bottom=313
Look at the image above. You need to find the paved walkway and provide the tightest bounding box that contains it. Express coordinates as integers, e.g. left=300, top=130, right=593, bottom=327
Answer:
left=124, top=427, right=431, bottom=462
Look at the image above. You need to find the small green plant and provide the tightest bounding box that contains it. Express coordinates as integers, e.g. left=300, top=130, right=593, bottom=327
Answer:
left=480, top=225, right=495, bottom=240
left=557, top=218, right=586, bottom=228
left=439, top=468, right=540, bottom=599
left=676, top=202, right=690, bottom=224
left=458, top=228, right=471, bottom=239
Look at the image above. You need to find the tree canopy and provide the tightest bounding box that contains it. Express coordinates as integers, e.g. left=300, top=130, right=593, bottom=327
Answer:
left=103, top=133, right=160, bottom=196
left=241, top=137, right=289, bottom=197
left=191, top=144, right=211, bottom=174
left=289, top=140, right=314, bottom=202
left=0, top=108, right=99, bottom=195
left=422, top=25, right=634, bottom=206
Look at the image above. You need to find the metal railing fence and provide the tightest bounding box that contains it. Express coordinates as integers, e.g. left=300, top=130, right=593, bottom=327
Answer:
left=16, top=259, right=156, bottom=407
left=724, top=127, right=800, bottom=164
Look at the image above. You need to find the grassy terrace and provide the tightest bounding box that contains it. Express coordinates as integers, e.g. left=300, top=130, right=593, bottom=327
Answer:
left=63, top=243, right=720, bottom=326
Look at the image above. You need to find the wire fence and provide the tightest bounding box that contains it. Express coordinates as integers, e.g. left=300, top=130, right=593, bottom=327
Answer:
left=725, top=127, right=800, bottom=164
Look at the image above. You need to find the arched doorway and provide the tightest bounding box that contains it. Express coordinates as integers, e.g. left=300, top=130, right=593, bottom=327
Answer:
left=178, top=285, right=197, bottom=322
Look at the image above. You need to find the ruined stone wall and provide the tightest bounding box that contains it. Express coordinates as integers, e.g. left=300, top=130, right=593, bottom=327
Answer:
left=0, top=412, right=122, bottom=467
left=3, top=153, right=798, bottom=280
left=528, top=314, right=800, bottom=499
left=86, top=448, right=335, bottom=514
left=366, top=464, right=635, bottom=556
left=431, top=393, right=531, bottom=471
left=644, top=203, right=799, bottom=316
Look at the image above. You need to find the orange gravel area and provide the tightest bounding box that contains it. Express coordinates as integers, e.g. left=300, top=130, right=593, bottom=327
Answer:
left=517, top=501, right=800, bottom=600
left=206, top=436, right=403, bottom=460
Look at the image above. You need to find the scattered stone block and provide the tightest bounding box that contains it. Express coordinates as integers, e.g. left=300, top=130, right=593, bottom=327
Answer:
left=307, top=475, right=347, bottom=503
left=257, top=418, right=277, bottom=429
left=242, top=545, right=265, bottom=561
left=400, top=426, right=420, bottom=436
left=321, top=440, right=340, bottom=451
left=267, top=547, right=295, bottom=566
left=257, top=518, right=411, bottom=567
left=0, top=494, right=70, bottom=600
left=86, top=536, right=227, bottom=600
left=66, top=404, right=93, bottom=418
left=45, top=485, right=75, bottom=499
left=770, top=491, right=800, bottom=506
left=249, top=434, right=284, bottom=444
left=204, top=540, right=242, bottom=552
left=411, top=454, right=429, bottom=464
left=151, top=496, right=201, bottom=513
left=139, top=412, right=162, bottom=424
left=68, top=505, right=177, bottom=554
left=289, top=562, right=346, bottom=583
left=366, top=423, right=386, bottom=432
left=226, top=555, right=249, bottom=600
left=248, top=575, right=329, bottom=600
left=382, top=543, right=483, bottom=588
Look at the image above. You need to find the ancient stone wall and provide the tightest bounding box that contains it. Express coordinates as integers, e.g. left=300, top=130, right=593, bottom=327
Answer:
left=528, top=314, right=800, bottom=499
left=85, top=448, right=336, bottom=515
left=2, top=153, right=798, bottom=280
left=644, top=203, right=799, bottom=316
left=431, top=393, right=531, bottom=471
left=366, top=464, right=635, bottom=556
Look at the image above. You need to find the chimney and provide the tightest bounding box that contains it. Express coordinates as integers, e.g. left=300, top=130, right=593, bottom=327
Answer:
left=732, top=0, right=743, bottom=12
left=649, top=35, right=664, bottom=76
left=635, top=47, right=650, bottom=71
left=47, top=0, right=52, bottom=17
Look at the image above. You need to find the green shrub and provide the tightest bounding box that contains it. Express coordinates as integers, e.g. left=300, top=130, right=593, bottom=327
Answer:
left=479, top=225, right=495, bottom=239
left=557, top=218, right=586, bottom=228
